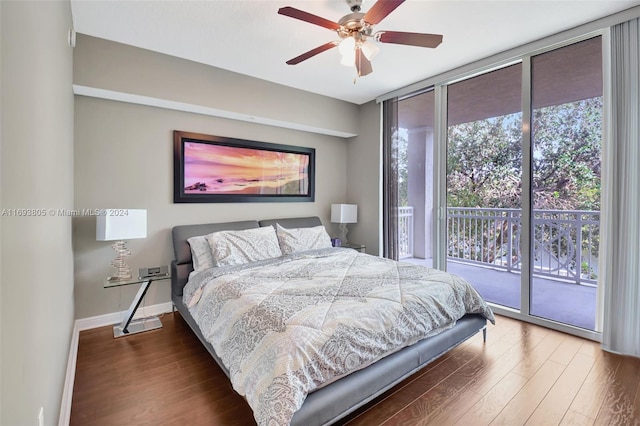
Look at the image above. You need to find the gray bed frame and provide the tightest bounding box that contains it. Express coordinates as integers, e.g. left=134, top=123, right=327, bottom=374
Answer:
left=170, top=216, right=487, bottom=426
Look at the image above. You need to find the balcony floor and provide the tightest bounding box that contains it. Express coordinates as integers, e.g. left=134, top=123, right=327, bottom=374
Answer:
left=403, top=258, right=597, bottom=331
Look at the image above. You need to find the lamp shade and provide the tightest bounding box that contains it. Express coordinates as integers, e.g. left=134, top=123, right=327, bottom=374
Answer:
left=361, top=39, right=380, bottom=60
left=339, top=37, right=356, bottom=67
left=96, top=209, right=147, bottom=241
left=331, top=204, right=358, bottom=224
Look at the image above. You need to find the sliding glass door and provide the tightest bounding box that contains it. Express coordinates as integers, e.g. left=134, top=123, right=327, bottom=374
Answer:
left=529, top=37, right=603, bottom=330
left=446, top=64, right=523, bottom=310
left=396, top=90, right=436, bottom=267
left=385, top=35, right=604, bottom=336
left=443, top=38, right=602, bottom=332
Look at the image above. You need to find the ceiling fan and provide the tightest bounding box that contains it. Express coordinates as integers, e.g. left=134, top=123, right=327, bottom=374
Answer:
left=278, top=0, right=443, bottom=77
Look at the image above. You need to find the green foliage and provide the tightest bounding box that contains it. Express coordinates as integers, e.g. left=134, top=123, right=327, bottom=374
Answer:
left=443, top=98, right=602, bottom=276
left=395, top=128, right=409, bottom=207
left=446, top=97, right=602, bottom=211
left=447, top=114, right=522, bottom=208
left=531, top=98, right=602, bottom=211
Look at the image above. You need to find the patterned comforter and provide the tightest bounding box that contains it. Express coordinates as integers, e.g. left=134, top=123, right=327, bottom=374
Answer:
left=184, top=248, right=494, bottom=426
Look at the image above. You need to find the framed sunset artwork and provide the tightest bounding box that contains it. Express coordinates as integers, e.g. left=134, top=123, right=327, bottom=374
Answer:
left=173, top=131, right=315, bottom=203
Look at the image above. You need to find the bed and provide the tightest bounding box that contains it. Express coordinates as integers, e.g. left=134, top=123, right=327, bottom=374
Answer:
left=170, top=216, right=494, bottom=426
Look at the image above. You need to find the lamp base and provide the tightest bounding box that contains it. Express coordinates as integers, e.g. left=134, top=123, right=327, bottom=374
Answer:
left=110, top=240, right=133, bottom=281
left=338, top=223, right=350, bottom=246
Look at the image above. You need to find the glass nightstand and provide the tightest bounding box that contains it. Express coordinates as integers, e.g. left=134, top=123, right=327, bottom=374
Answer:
left=104, top=274, right=171, bottom=338
left=343, top=243, right=366, bottom=253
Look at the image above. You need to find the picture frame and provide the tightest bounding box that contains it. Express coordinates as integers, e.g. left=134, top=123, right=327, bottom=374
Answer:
left=173, top=131, right=315, bottom=203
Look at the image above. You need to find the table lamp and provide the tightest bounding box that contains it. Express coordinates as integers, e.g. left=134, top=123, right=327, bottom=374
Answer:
left=331, top=204, right=357, bottom=246
left=96, top=209, right=147, bottom=281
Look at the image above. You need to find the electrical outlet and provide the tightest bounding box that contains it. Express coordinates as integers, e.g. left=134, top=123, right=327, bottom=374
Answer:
left=38, top=407, right=44, bottom=426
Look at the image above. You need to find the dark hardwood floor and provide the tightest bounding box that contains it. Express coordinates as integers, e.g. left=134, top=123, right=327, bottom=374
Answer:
left=70, top=313, right=640, bottom=425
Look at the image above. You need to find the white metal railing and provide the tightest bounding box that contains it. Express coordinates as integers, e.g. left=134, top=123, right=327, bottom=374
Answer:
left=398, top=206, right=414, bottom=259
left=446, top=207, right=600, bottom=286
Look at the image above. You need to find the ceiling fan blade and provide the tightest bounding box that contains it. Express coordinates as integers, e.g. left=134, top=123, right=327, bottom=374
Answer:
left=355, top=49, right=373, bottom=77
left=363, top=0, right=405, bottom=25
left=278, top=6, right=340, bottom=31
left=377, top=31, right=443, bottom=48
left=286, top=42, right=338, bottom=65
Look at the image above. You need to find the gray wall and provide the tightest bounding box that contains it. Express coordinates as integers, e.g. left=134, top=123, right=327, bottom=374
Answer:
left=73, top=36, right=352, bottom=319
left=1, top=1, right=75, bottom=424
left=0, top=1, right=3, bottom=416
left=74, top=35, right=359, bottom=138
left=346, top=100, right=382, bottom=255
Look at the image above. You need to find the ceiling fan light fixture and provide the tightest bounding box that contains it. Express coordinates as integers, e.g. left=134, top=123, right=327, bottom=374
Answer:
left=338, top=36, right=356, bottom=55
left=279, top=0, right=444, bottom=77
left=340, top=50, right=356, bottom=67
left=361, top=39, right=379, bottom=60
left=339, top=36, right=356, bottom=66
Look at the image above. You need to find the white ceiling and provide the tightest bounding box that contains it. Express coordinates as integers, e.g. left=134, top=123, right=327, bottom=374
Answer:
left=70, top=0, right=640, bottom=105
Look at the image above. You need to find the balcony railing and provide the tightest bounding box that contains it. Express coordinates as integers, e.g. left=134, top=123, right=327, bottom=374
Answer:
left=398, top=207, right=600, bottom=286
left=398, top=206, right=414, bottom=259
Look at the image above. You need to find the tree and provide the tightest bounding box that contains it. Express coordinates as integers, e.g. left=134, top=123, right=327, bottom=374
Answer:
left=447, top=114, right=522, bottom=208
left=395, top=128, right=409, bottom=207
left=446, top=97, right=602, bottom=211
left=445, top=97, right=602, bottom=272
left=532, top=98, right=602, bottom=211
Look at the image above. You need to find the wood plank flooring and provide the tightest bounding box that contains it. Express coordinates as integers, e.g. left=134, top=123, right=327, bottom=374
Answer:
left=70, top=313, right=640, bottom=425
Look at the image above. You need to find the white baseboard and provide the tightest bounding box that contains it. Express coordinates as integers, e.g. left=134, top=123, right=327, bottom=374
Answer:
left=59, top=301, right=174, bottom=425
left=58, top=321, right=79, bottom=426
left=75, top=312, right=114, bottom=333
left=75, top=301, right=174, bottom=331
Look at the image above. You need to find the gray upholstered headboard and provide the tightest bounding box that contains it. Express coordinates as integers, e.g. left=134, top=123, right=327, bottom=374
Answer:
left=258, top=216, right=322, bottom=229
left=170, top=216, right=323, bottom=298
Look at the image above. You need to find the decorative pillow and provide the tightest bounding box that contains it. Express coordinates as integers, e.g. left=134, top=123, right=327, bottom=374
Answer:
left=276, top=223, right=332, bottom=255
left=206, top=226, right=283, bottom=267
left=187, top=235, right=215, bottom=272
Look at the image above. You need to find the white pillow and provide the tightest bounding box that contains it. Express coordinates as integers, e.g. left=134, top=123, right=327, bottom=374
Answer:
left=206, top=226, right=283, bottom=267
left=187, top=235, right=215, bottom=272
left=276, top=223, right=332, bottom=255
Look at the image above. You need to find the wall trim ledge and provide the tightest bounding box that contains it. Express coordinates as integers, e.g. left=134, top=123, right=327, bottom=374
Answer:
left=73, top=85, right=358, bottom=139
